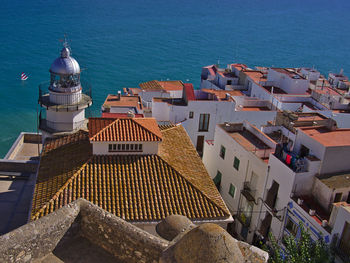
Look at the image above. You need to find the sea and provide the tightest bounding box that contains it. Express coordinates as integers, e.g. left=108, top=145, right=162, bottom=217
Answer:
left=0, top=0, right=349, bottom=157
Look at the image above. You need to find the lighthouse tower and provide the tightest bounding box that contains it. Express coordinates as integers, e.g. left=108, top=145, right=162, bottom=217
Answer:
left=38, top=45, right=92, bottom=141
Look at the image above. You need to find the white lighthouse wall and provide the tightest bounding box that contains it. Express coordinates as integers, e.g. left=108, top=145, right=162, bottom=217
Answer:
left=49, top=90, right=82, bottom=105
left=46, top=109, right=85, bottom=131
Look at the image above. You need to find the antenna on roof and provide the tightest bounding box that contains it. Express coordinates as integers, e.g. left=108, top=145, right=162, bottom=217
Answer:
left=59, top=34, right=72, bottom=54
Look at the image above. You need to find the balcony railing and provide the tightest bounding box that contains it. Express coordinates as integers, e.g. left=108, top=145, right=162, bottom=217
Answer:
left=38, top=81, right=92, bottom=111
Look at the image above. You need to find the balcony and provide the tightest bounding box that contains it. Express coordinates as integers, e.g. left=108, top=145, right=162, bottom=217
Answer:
left=241, top=182, right=256, bottom=202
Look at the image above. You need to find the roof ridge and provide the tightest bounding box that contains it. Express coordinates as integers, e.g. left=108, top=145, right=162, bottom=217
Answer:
left=32, top=157, right=93, bottom=220
left=157, top=155, right=230, bottom=217
left=132, top=119, right=162, bottom=141
left=90, top=119, right=119, bottom=141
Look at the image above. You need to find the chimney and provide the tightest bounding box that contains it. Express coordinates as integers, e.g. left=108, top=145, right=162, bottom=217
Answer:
left=117, top=90, right=121, bottom=100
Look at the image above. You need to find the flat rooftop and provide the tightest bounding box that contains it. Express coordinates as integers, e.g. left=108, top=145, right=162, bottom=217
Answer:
left=240, top=106, right=271, bottom=111
left=219, top=124, right=271, bottom=151
left=300, top=126, right=350, bottom=147
left=292, top=195, right=330, bottom=228
left=317, top=172, right=350, bottom=189
left=272, top=68, right=306, bottom=80
left=262, top=85, right=287, bottom=94
left=0, top=173, right=36, bottom=234
left=103, top=94, right=142, bottom=111
left=153, top=97, right=187, bottom=106
left=201, top=89, right=244, bottom=100
left=243, top=70, right=267, bottom=83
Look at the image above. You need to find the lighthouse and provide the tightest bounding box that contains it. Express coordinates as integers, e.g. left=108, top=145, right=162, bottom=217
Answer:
left=38, top=45, right=92, bottom=141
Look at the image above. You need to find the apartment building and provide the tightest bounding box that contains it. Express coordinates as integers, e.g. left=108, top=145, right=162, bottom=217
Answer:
left=202, top=121, right=276, bottom=243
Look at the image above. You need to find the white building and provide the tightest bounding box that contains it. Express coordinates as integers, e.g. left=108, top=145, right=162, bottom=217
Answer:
left=38, top=46, right=92, bottom=141
left=152, top=84, right=276, bottom=156
left=202, top=121, right=276, bottom=243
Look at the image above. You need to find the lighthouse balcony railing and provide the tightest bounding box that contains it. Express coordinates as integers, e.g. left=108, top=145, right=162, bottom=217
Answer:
left=38, top=81, right=92, bottom=111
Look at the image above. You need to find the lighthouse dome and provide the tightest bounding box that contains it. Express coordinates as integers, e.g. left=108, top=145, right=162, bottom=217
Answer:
left=50, top=47, right=80, bottom=75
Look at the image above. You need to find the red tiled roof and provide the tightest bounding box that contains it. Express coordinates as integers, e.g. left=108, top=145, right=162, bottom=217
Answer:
left=184, top=83, right=195, bottom=101
left=90, top=118, right=162, bottom=142
left=89, top=118, right=115, bottom=139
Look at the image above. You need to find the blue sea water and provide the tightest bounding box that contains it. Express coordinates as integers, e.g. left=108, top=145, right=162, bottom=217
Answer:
left=0, top=0, right=349, bottom=157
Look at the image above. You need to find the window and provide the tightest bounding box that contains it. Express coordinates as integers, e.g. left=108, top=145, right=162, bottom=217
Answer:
left=122, top=144, right=125, bottom=151
left=139, top=144, right=143, bottom=151
left=108, top=143, right=143, bottom=152
left=229, top=184, right=235, bottom=198
left=285, top=217, right=298, bottom=236
left=220, top=145, right=226, bottom=159
left=233, top=157, right=240, bottom=170
left=227, top=80, right=232, bottom=85
left=108, top=144, right=112, bottom=151
left=198, top=113, right=210, bottom=132
left=213, top=171, right=222, bottom=191
left=126, top=144, right=129, bottom=150
left=189, top=111, right=194, bottom=119
left=117, top=144, right=121, bottom=150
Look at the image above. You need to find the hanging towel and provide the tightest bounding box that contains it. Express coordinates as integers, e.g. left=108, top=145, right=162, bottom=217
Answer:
left=286, top=154, right=292, bottom=165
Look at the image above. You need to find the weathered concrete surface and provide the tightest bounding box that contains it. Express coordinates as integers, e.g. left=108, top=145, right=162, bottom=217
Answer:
left=0, top=173, right=37, bottom=234
left=156, top=214, right=195, bottom=241
left=35, top=236, right=120, bottom=263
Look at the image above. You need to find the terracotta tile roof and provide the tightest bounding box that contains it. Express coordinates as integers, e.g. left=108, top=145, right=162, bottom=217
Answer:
left=159, top=81, right=184, bottom=91
left=139, top=80, right=164, bottom=91
left=89, top=118, right=162, bottom=142
left=158, top=126, right=229, bottom=215
left=89, top=118, right=115, bottom=138
left=31, top=131, right=92, bottom=217
left=31, top=126, right=230, bottom=221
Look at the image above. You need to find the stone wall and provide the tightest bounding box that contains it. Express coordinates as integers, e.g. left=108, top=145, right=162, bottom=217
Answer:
left=0, top=201, right=79, bottom=262
left=0, top=159, right=38, bottom=173
left=79, top=201, right=168, bottom=263
left=0, top=199, right=268, bottom=263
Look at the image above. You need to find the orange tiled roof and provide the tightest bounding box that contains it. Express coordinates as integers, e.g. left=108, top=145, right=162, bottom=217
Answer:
left=90, top=118, right=162, bottom=142
left=31, top=125, right=230, bottom=221
left=159, top=81, right=184, bottom=91
left=31, top=131, right=92, bottom=216
left=139, top=80, right=164, bottom=91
